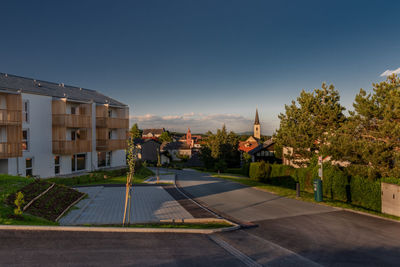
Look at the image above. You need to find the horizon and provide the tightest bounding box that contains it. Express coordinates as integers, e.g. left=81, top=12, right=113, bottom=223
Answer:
left=1, top=0, right=399, bottom=134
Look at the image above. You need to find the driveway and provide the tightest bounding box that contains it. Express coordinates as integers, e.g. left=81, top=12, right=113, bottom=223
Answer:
left=60, top=185, right=193, bottom=225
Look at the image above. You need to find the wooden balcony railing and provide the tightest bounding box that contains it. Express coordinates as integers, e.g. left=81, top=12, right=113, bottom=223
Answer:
left=52, top=114, right=92, bottom=128
left=52, top=140, right=92, bottom=155
left=96, top=139, right=127, bottom=151
left=96, top=117, right=129, bottom=129
left=0, top=142, right=22, bottom=158
left=0, top=110, right=22, bottom=125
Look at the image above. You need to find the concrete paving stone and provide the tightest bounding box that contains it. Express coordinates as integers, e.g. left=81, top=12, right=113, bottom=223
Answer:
left=60, top=186, right=193, bottom=225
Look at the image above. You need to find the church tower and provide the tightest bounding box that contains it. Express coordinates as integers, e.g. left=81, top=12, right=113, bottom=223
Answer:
left=186, top=128, right=192, bottom=146
left=254, top=109, right=261, bottom=139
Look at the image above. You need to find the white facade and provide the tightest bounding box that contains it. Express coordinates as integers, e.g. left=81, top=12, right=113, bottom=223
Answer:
left=4, top=92, right=127, bottom=178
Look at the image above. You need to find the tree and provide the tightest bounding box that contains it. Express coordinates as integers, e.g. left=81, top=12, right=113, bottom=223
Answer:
left=274, top=83, right=346, bottom=167
left=158, top=131, right=172, bottom=143
left=130, top=123, right=141, bottom=139
left=329, top=75, right=400, bottom=179
left=200, top=125, right=240, bottom=169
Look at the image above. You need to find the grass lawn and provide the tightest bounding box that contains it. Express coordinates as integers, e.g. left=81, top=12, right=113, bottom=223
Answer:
left=0, top=175, right=58, bottom=225
left=47, top=167, right=154, bottom=187
left=212, top=173, right=400, bottom=222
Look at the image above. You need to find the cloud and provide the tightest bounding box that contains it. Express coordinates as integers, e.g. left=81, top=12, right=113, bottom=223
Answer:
left=130, top=112, right=265, bottom=134
left=380, top=67, right=400, bottom=77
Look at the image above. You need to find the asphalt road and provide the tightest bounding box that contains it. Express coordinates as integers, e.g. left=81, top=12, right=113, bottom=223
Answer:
left=0, top=230, right=242, bottom=267
left=174, top=168, right=400, bottom=266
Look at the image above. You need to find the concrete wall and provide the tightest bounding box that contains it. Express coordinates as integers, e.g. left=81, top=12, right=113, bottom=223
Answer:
left=111, top=149, right=126, bottom=167
left=382, top=182, right=400, bottom=217
left=8, top=93, right=53, bottom=178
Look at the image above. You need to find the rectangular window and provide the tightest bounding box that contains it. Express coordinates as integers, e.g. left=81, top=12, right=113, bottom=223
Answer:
left=97, top=151, right=111, bottom=167
left=22, top=129, right=29, bottom=151
left=71, top=130, right=76, bottom=141
left=54, top=156, right=60, bottom=174
left=26, top=158, right=33, bottom=177
left=23, top=100, right=29, bottom=123
left=71, top=106, right=76, bottom=115
left=108, top=130, right=112, bottom=140
left=72, top=154, right=86, bottom=172
left=108, top=109, right=112, bottom=118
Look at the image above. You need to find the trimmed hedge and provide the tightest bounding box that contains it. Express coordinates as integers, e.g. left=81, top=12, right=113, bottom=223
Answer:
left=249, top=162, right=384, bottom=212
left=349, top=175, right=381, bottom=211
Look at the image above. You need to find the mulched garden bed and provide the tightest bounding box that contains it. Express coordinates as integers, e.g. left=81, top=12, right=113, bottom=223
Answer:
left=25, top=184, right=84, bottom=221
left=5, top=180, right=51, bottom=206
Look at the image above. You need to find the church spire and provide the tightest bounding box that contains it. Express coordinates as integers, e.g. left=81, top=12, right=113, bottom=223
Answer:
left=254, top=109, right=260, bottom=125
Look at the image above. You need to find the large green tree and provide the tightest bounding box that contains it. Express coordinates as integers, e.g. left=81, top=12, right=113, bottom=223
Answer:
left=200, top=125, right=240, bottom=170
left=329, top=75, right=400, bottom=178
left=130, top=123, right=141, bottom=139
left=274, top=83, right=346, bottom=166
left=158, top=131, right=172, bottom=143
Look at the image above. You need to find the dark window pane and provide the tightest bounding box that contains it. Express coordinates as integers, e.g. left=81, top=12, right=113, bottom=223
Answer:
left=23, top=130, right=27, bottom=140
left=71, top=155, right=76, bottom=172
left=54, top=156, right=60, bottom=165
left=26, top=158, right=32, bottom=168
left=55, top=166, right=60, bottom=174
left=26, top=169, right=32, bottom=177
left=77, top=154, right=86, bottom=171
left=98, top=152, right=106, bottom=167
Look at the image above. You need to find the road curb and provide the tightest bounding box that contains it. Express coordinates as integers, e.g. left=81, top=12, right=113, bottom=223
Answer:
left=0, top=223, right=240, bottom=234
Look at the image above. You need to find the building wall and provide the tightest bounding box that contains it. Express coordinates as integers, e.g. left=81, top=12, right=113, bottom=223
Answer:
left=111, top=149, right=126, bottom=167
left=8, top=93, right=53, bottom=177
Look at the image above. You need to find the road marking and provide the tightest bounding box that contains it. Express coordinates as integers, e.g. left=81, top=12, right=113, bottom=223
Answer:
left=209, top=234, right=262, bottom=267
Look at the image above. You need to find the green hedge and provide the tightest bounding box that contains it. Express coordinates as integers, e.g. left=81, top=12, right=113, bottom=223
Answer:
left=249, top=162, right=272, bottom=182
left=349, top=175, right=381, bottom=212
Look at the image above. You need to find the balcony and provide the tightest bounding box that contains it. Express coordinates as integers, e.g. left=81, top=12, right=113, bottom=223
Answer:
left=0, top=109, right=21, bottom=125
left=96, top=117, right=128, bottom=129
left=52, top=140, right=92, bottom=155
left=53, top=114, right=91, bottom=128
left=96, top=139, right=127, bottom=151
left=0, top=142, right=22, bottom=159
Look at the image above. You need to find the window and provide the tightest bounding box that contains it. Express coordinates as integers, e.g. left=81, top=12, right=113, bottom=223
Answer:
left=98, top=151, right=111, bottom=167
left=26, top=158, right=33, bottom=177
left=71, top=106, right=76, bottom=115
left=72, top=154, right=86, bottom=172
left=22, top=129, right=29, bottom=151
left=108, top=109, right=112, bottom=118
left=23, top=100, right=29, bottom=123
left=108, top=130, right=112, bottom=140
left=54, top=156, right=60, bottom=174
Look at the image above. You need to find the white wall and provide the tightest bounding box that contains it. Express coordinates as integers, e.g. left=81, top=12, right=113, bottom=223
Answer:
left=8, top=93, right=53, bottom=178
left=111, top=149, right=126, bottom=167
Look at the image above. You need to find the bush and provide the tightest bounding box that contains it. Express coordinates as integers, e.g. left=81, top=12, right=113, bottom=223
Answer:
left=14, top=191, right=25, bottom=216
left=350, top=175, right=381, bottom=212
left=249, top=162, right=264, bottom=182
left=322, top=164, right=348, bottom=202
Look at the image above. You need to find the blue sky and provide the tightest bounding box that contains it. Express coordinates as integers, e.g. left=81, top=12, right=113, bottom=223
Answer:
left=1, top=0, right=399, bottom=134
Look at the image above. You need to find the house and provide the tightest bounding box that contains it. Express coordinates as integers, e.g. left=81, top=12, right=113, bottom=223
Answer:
left=142, top=128, right=165, bottom=139
left=160, top=141, right=192, bottom=161
left=0, top=73, right=129, bottom=178
left=247, top=139, right=276, bottom=163
left=179, top=128, right=202, bottom=149
left=134, top=138, right=161, bottom=163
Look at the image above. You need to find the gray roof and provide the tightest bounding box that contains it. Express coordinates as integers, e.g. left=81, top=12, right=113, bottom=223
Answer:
left=0, top=73, right=126, bottom=107
left=161, top=141, right=191, bottom=151
left=248, top=139, right=275, bottom=155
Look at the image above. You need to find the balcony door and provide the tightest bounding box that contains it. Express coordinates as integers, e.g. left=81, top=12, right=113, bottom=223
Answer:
left=72, top=153, right=86, bottom=172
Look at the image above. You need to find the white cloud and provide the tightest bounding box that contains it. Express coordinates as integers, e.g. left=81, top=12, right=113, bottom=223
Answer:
left=130, top=112, right=271, bottom=134
left=380, top=67, right=400, bottom=77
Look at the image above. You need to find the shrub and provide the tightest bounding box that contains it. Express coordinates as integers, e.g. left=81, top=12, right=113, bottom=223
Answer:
left=249, top=162, right=266, bottom=182
left=265, top=163, right=272, bottom=179
left=14, top=191, right=25, bottom=216
left=349, top=175, right=381, bottom=212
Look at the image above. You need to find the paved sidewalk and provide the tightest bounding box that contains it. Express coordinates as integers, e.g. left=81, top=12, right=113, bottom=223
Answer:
left=60, top=186, right=193, bottom=225
left=144, top=174, right=175, bottom=184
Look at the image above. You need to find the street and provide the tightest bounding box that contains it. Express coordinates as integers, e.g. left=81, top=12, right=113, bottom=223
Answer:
left=2, top=168, right=400, bottom=266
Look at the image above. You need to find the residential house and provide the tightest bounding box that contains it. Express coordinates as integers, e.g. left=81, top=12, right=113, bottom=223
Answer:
left=0, top=73, right=129, bottom=178
left=134, top=138, right=161, bottom=163
left=142, top=128, right=165, bottom=139
left=160, top=141, right=192, bottom=161
left=247, top=139, right=276, bottom=163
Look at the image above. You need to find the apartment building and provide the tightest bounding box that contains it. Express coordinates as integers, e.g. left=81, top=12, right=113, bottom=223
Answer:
left=0, top=73, right=129, bottom=178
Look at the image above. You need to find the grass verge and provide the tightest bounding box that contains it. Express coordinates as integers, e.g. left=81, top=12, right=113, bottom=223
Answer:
left=212, top=173, right=400, bottom=222
left=0, top=175, right=58, bottom=225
